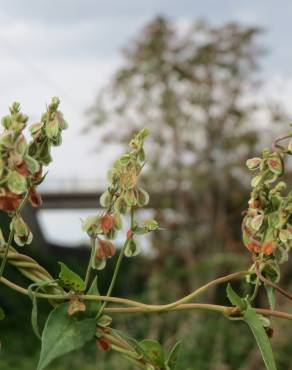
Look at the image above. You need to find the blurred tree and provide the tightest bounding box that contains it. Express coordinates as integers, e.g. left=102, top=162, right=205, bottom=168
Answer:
left=88, top=16, right=283, bottom=267
left=87, top=18, right=290, bottom=368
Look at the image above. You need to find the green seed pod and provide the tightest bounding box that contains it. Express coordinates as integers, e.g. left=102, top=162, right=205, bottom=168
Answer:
left=113, top=213, right=122, bottom=230
left=250, top=214, right=264, bottom=232
left=6, top=170, right=27, bottom=194
left=0, top=132, right=14, bottom=149
left=15, top=136, right=28, bottom=157
left=82, top=215, right=101, bottom=237
left=267, top=154, right=284, bottom=175
left=124, top=189, right=137, bottom=206
left=100, top=190, right=111, bottom=208
left=124, top=239, right=140, bottom=257
left=29, top=122, right=44, bottom=137
left=25, top=155, right=40, bottom=174
left=136, top=187, right=149, bottom=207
left=11, top=216, right=33, bottom=246
left=10, top=102, right=20, bottom=114
left=91, top=255, right=107, bottom=270
left=119, top=153, right=131, bottom=165
left=2, top=115, right=12, bottom=129
left=246, top=157, right=262, bottom=170
left=45, top=118, right=59, bottom=139
left=114, top=196, right=129, bottom=214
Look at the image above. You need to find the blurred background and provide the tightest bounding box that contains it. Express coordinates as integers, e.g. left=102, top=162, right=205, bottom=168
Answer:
left=0, top=1, right=292, bottom=369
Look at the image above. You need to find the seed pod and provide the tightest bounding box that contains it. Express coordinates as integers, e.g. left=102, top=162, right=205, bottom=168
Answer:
left=267, top=154, right=283, bottom=175
left=250, top=214, right=264, bottom=231
left=29, top=122, right=44, bottom=137
left=25, top=155, right=40, bottom=174
left=45, top=117, right=59, bottom=139
left=114, top=196, right=129, bottom=214
left=124, top=239, right=140, bottom=257
left=6, top=171, right=27, bottom=194
left=96, top=239, right=116, bottom=259
left=100, top=190, right=111, bottom=208
left=82, top=215, right=101, bottom=237
left=100, top=213, right=115, bottom=234
left=246, top=157, right=262, bottom=170
left=136, top=187, right=149, bottom=207
left=262, top=240, right=276, bottom=255
left=11, top=216, right=33, bottom=246
left=28, top=188, right=43, bottom=208
left=0, top=189, right=22, bottom=212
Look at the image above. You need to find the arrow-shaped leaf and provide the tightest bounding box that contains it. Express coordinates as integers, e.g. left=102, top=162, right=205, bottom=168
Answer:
left=37, top=303, right=95, bottom=370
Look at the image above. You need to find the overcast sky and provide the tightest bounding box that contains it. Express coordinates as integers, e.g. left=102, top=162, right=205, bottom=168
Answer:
left=0, top=0, right=292, bottom=193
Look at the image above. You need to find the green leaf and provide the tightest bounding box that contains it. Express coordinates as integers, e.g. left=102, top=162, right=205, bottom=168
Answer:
left=58, top=262, right=85, bottom=293
left=243, top=306, right=277, bottom=370
left=166, top=341, right=181, bottom=370
left=85, top=276, right=101, bottom=317
left=265, top=286, right=276, bottom=310
left=37, top=303, right=96, bottom=370
left=139, top=339, right=165, bottom=367
left=0, top=307, right=5, bottom=320
left=226, top=284, right=246, bottom=311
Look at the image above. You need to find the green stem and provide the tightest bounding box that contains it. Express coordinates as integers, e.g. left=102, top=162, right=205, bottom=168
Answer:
left=1, top=276, right=292, bottom=321
left=110, top=344, right=141, bottom=359
left=97, top=208, right=135, bottom=317
left=0, top=227, right=15, bottom=278
left=143, top=271, right=250, bottom=312
left=84, top=237, right=95, bottom=290
left=121, top=355, right=146, bottom=370
left=97, top=238, right=130, bottom=317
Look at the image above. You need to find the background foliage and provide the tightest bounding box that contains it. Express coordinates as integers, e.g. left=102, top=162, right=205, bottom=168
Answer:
left=1, top=16, right=292, bottom=370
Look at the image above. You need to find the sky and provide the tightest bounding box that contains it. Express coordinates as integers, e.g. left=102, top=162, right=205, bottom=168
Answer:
left=1, top=0, right=292, bottom=244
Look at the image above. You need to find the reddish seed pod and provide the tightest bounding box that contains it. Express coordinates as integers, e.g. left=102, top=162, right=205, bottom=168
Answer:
left=100, top=213, right=115, bottom=234
left=96, top=337, right=111, bottom=352
left=96, top=240, right=116, bottom=259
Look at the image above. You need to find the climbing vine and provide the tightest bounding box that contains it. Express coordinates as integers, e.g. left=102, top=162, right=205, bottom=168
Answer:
left=0, top=98, right=291, bottom=370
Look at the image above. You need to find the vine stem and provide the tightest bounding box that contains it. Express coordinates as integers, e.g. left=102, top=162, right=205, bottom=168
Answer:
left=1, top=275, right=292, bottom=321
left=143, top=270, right=250, bottom=312
left=0, top=190, right=29, bottom=278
